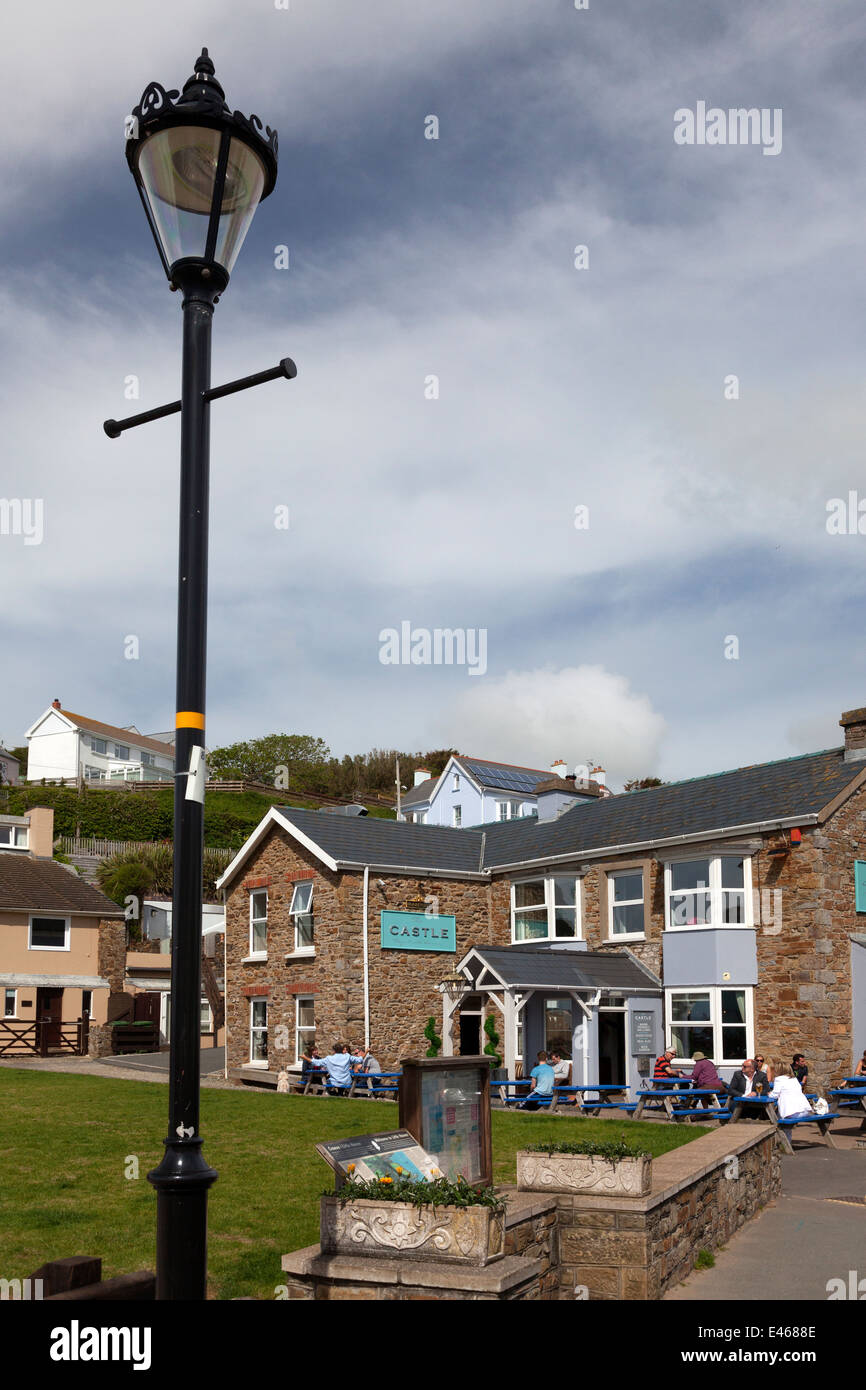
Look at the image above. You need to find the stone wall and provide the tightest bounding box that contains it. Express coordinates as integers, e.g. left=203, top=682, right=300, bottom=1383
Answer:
left=279, top=1125, right=778, bottom=1302
left=225, top=827, right=508, bottom=1074
left=555, top=1124, right=780, bottom=1300
left=97, top=919, right=127, bottom=994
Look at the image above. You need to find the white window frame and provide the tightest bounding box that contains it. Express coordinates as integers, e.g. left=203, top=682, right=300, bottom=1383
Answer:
left=452, top=806, right=462, bottom=827
left=453, top=773, right=460, bottom=791
left=29, top=915, right=71, bottom=952
left=0, top=825, right=28, bottom=849
left=607, top=868, right=645, bottom=941
left=663, top=854, right=753, bottom=931
left=288, top=881, right=315, bottom=955
left=140, top=750, right=155, bottom=767
left=249, top=998, right=268, bottom=1067
left=4, top=989, right=16, bottom=1018
left=665, top=986, right=754, bottom=1068
left=295, top=994, right=316, bottom=1063
left=114, top=743, right=130, bottom=759
left=248, top=889, right=268, bottom=959
left=90, top=736, right=107, bottom=754
left=510, top=876, right=583, bottom=943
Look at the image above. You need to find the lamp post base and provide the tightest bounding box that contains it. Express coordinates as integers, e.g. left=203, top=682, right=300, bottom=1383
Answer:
left=148, top=1138, right=218, bottom=1301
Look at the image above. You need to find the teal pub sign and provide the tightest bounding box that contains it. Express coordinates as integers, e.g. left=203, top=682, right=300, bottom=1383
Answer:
left=380, top=910, right=456, bottom=952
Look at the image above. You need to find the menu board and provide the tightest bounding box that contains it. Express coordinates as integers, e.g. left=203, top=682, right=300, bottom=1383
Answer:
left=631, top=1010, right=656, bottom=1056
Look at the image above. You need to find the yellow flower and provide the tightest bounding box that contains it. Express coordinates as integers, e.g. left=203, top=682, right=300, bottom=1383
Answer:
left=347, top=1163, right=355, bottom=1173
left=395, top=1166, right=403, bottom=1174
left=380, top=1176, right=393, bottom=1184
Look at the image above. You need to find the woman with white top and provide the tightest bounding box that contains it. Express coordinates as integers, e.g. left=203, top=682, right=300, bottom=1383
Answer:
left=769, top=1062, right=813, bottom=1121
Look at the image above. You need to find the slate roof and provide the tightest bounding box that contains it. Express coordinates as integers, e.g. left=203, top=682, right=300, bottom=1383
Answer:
left=463, top=945, right=661, bottom=992
left=0, top=855, right=125, bottom=916
left=275, top=807, right=487, bottom=874
left=478, top=747, right=862, bottom=868
left=238, top=747, right=864, bottom=882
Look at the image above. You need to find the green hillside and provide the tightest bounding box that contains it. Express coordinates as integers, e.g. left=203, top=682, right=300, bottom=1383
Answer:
left=0, top=783, right=394, bottom=852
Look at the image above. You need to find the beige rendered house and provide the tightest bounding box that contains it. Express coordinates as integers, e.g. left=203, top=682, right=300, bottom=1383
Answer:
left=0, top=808, right=125, bottom=1055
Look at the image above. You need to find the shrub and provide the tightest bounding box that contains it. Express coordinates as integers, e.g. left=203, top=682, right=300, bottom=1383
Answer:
left=424, top=1017, right=442, bottom=1058
left=483, top=1014, right=501, bottom=1067
left=524, top=1135, right=649, bottom=1161
left=331, top=1174, right=505, bottom=1212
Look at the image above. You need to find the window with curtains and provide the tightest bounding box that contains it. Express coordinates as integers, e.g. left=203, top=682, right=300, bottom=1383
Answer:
left=608, top=869, right=644, bottom=938
left=249, top=890, right=268, bottom=956
left=511, top=877, right=581, bottom=942
left=666, top=987, right=751, bottom=1065
left=664, top=855, right=752, bottom=930
left=249, top=998, right=268, bottom=1065
left=289, top=881, right=314, bottom=952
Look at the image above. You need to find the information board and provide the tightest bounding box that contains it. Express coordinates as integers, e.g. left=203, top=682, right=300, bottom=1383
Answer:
left=399, top=1057, right=492, bottom=1186
left=631, top=1010, right=656, bottom=1056
left=315, top=1129, right=442, bottom=1185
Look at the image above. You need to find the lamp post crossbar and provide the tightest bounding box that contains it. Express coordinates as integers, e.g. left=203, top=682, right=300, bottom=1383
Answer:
left=103, top=357, right=297, bottom=438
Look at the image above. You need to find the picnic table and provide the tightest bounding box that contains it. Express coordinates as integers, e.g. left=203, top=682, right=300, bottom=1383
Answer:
left=567, top=1084, right=635, bottom=1115
left=828, top=1086, right=866, bottom=1131
left=632, top=1080, right=694, bottom=1120
left=727, top=1094, right=840, bottom=1154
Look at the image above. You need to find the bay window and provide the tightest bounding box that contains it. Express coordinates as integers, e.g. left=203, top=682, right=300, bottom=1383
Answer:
left=664, top=855, right=752, bottom=930
left=511, top=876, right=581, bottom=942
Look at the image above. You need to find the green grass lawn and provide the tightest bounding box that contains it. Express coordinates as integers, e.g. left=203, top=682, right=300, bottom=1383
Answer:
left=0, top=1071, right=704, bottom=1299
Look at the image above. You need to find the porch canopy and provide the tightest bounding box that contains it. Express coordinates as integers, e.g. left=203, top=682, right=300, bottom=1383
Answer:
left=443, top=943, right=661, bottom=1081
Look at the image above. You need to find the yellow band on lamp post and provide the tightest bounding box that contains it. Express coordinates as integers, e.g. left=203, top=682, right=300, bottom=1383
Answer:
left=176, top=712, right=206, bottom=730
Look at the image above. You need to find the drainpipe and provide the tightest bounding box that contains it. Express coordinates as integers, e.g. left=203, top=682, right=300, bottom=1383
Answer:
left=362, top=867, right=370, bottom=1049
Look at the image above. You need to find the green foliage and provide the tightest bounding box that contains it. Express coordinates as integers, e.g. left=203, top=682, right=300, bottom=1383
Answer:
left=424, top=1017, right=442, bottom=1058
left=209, top=733, right=331, bottom=788
left=483, top=1013, right=501, bottom=1066
left=332, top=1175, right=506, bottom=1212
left=695, top=1248, right=715, bottom=1270
left=96, top=844, right=232, bottom=909
left=524, top=1135, right=650, bottom=1161
left=623, top=777, right=666, bottom=791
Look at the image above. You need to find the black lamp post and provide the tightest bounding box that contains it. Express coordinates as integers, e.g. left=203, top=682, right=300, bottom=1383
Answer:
left=113, top=50, right=289, bottom=1301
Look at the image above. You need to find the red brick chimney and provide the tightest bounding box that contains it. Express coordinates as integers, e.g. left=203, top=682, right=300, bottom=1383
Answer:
left=52, top=698, right=61, bottom=709
left=839, top=707, right=866, bottom=762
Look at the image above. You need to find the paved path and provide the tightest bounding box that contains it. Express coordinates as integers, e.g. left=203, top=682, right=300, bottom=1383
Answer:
left=666, top=1137, right=866, bottom=1301
left=0, top=1048, right=232, bottom=1088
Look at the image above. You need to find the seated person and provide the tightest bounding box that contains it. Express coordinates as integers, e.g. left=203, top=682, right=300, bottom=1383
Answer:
left=689, top=1052, right=724, bottom=1104
left=726, top=1058, right=758, bottom=1110
left=653, top=1048, right=680, bottom=1084
left=755, top=1053, right=774, bottom=1086
left=520, top=1051, right=555, bottom=1110
left=550, top=1052, right=572, bottom=1086
left=792, top=1053, right=809, bottom=1088
left=319, top=1042, right=364, bottom=1096
left=849, top=1050, right=866, bottom=1084
left=769, top=1063, right=813, bottom=1122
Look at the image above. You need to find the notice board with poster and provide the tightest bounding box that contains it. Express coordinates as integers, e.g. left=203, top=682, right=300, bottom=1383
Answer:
left=399, top=1056, right=492, bottom=1187
left=315, top=1129, right=442, bottom=1187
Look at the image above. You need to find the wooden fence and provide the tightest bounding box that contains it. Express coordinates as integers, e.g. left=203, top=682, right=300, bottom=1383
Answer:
left=0, top=1018, right=89, bottom=1057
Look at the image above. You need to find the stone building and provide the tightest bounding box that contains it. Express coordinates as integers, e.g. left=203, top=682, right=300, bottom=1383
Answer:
left=218, top=706, right=866, bottom=1089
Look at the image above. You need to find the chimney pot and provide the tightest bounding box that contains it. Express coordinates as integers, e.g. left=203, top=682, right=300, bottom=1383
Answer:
left=52, top=698, right=61, bottom=709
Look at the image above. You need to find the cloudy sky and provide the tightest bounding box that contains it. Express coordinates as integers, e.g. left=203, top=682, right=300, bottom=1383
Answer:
left=2, top=0, right=866, bottom=788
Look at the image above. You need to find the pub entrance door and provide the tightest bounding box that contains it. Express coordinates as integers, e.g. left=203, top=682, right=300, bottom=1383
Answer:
left=598, top=1008, right=626, bottom=1085
left=459, top=995, right=482, bottom=1054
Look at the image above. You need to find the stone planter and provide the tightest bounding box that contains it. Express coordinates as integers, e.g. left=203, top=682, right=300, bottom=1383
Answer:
left=320, top=1196, right=505, bottom=1266
left=516, top=1149, right=652, bottom=1198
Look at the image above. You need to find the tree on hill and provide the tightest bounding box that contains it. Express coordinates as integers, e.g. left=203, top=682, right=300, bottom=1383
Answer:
left=97, top=845, right=232, bottom=938
left=623, top=776, right=666, bottom=791
left=209, top=734, right=330, bottom=788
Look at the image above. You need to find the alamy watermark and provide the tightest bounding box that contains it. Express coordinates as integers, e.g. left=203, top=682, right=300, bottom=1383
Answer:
left=0, top=498, right=44, bottom=546
left=379, top=622, right=487, bottom=676
left=674, top=102, right=782, bottom=157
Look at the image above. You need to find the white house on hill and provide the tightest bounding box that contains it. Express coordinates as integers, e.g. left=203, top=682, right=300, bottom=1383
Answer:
left=25, top=701, right=175, bottom=783
left=398, top=754, right=608, bottom=827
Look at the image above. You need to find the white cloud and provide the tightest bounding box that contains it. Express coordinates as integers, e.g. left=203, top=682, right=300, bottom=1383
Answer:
left=441, top=665, right=666, bottom=787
